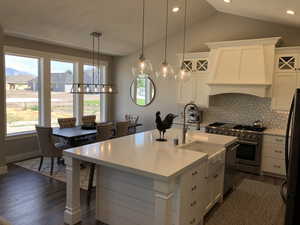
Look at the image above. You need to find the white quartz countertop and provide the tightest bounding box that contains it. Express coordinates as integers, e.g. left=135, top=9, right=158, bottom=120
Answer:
left=64, top=128, right=237, bottom=181
left=263, top=128, right=286, bottom=136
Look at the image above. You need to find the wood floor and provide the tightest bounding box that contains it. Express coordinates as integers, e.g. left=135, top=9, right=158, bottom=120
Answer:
left=0, top=165, right=285, bottom=225
left=0, top=165, right=104, bottom=225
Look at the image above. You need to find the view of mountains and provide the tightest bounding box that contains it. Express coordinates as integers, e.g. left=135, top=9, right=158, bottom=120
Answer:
left=6, top=67, right=33, bottom=76
left=5, top=67, right=100, bottom=83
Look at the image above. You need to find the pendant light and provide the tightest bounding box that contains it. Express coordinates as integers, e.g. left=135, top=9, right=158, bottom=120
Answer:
left=156, top=0, right=175, bottom=80
left=176, top=0, right=191, bottom=82
left=71, top=32, right=116, bottom=94
left=132, top=0, right=153, bottom=78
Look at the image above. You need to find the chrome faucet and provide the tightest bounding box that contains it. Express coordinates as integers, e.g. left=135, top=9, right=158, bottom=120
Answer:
left=182, top=103, right=201, bottom=144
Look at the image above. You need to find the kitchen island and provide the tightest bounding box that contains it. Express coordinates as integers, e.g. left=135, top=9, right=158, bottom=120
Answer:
left=63, top=128, right=237, bottom=225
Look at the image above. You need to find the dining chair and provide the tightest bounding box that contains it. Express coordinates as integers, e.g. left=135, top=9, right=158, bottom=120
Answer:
left=0, top=217, right=12, bottom=225
left=36, top=126, right=70, bottom=175
left=95, top=122, right=114, bottom=141
left=115, top=121, right=130, bottom=138
left=57, top=117, right=76, bottom=128
left=82, top=115, right=96, bottom=126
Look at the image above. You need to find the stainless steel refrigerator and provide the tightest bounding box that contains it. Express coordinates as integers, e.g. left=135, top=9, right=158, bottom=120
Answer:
left=282, top=88, right=300, bottom=225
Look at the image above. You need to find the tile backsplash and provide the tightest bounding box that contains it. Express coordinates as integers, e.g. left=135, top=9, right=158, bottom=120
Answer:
left=202, top=94, right=288, bottom=129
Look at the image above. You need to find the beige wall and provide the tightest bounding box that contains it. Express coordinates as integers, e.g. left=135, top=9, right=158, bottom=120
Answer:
left=112, top=12, right=300, bottom=131
left=0, top=25, right=6, bottom=168
left=5, top=35, right=113, bottom=62
left=1, top=34, right=114, bottom=163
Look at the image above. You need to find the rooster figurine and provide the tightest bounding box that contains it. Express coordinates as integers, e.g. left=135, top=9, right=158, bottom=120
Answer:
left=155, top=111, right=177, bottom=141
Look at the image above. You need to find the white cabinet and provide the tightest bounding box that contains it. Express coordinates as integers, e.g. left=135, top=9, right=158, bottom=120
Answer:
left=177, top=160, right=208, bottom=225
left=177, top=52, right=210, bottom=107
left=204, top=151, right=225, bottom=214
left=272, top=48, right=300, bottom=111
left=261, top=134, right=286, bottom=176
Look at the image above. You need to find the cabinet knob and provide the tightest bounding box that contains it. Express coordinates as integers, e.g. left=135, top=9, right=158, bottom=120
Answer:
left=190, top=218, right=196, bottom=224
left=191, top=185, right=197, bottom=191
left=192, top=171, right=198, bottom=176
left=213, top=174, right=219, bottom=179
left=190, top=201, right=197, bottom=207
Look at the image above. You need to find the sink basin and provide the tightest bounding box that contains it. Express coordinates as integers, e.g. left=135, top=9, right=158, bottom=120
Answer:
left=179, top=141, right=224, bottom=158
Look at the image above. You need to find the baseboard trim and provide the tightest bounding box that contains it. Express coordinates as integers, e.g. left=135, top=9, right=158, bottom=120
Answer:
left=6, top=150, right=40, bottom=163
left=0, top=165, right=8, bottom=175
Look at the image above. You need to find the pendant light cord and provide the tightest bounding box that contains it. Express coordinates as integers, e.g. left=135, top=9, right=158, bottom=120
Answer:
left=98, top=34, right=100, bottom=84
left=182, top=0, right=187, bottom=65
left=141, top=0, right=145, bottom=58
left=92, top=34, right=95, bottom=84
left=164, top=0, right=169, bottom=64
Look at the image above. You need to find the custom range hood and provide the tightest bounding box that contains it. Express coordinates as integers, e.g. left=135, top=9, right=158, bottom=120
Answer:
left=206, top=37, right=281, bottom=97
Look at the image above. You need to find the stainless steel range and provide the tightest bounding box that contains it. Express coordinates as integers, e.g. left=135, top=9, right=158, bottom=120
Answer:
left=206, top=122, right=266, bottom=174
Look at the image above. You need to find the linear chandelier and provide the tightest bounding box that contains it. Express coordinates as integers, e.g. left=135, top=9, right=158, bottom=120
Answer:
left=71, top=32, right=116, bottom=94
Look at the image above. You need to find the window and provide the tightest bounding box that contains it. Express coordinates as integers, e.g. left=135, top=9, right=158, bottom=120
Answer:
left=5, top=54, right=40, bottom=134
left=83, top=65, right=102, bottom=122
left=50, top=60, right=74, bottom=127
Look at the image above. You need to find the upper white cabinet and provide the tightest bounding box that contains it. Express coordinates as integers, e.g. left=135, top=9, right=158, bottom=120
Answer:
left=177, top=52, right=210, bottom=108
left=272, top=47, right=300, bottom=111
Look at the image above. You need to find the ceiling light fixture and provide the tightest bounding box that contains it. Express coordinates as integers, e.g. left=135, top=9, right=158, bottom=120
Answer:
left=286, top=10, right=295, bottom=15
left=172, top=6, right=180, bottom=13
left=177, top=0, right=191, bottom=81
left=70, top=32, right=116, bottom=94
left=224, top=0, right=231, bottom=3
left=156, top=0, right=175, bottom=80
left=132, top=0, right=153, bottom=78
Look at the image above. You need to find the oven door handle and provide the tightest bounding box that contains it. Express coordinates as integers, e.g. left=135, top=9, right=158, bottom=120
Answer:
left=238, top=140, right=258, bottom=146
left=229, top=143, right=240, bottom=152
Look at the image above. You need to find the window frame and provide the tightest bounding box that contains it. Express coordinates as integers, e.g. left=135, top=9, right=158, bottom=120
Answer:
left=3, top=46, right=110, bottom=138
left=4, top=52, right=42, bottom=136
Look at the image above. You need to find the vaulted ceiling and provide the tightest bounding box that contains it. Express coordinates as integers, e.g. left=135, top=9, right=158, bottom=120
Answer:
left=206, top=0, right=300, bottom=28
left=0, top=0, right=215, bottom=55
left=0, top=0, right=300, bottom=56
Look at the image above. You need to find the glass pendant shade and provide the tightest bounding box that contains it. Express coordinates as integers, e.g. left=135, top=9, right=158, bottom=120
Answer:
left=156, top=62, right=174, bottom=80
left=175, top=65, right=191, bottom=82
left=132, top=57, right=153, bottom=77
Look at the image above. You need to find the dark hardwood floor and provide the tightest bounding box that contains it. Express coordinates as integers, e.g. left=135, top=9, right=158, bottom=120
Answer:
left=0, top=165, right=284, bottom=225
left=0, top=164, right=103, bottom=225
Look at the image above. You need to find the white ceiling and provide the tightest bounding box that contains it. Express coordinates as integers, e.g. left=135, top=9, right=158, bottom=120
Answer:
left=1, top=0, right=300, bottom=56
left=0, top=0, right=215, bottom=56
left=206, top=0, right=300, bottom=28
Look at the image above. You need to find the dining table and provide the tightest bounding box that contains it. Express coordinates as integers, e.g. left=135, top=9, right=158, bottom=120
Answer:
left=52, top=123, right=143, bottom=147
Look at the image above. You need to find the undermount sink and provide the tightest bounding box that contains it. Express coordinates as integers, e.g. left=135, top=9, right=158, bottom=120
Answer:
left=179, top=141, right=225, bottom=158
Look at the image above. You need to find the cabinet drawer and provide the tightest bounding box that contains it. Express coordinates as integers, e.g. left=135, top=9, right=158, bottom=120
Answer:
left=262, top=156, right=286, bottom=176
left=181, top=205, right=203, bottom=225
left=262, top=144, right=285, bottom=160
left=263, top=135, right=285, bottom=146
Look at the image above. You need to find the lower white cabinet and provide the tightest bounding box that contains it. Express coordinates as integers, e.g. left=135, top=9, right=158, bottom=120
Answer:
left=204, top=151, right=225, bottom=214
left=261, top=134, right=286, bottom=176
left=177, top=160, right=208, bottom=225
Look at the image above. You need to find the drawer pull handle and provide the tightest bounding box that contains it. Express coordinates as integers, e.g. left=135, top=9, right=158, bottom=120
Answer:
left=191, top=185, right=197, bottom=191
left=276, top=138, right=284, bottom=142
left=190, top=218, right=196, bottom=224
left=274, top=165, right=281, bottom=169
left=275, top=150, right=283, bottom=153
left=190, top=201, right=197, bottom=207
left=213, top=174, right=219, bottom=179
left=192, top=171, right=198, bottom=176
